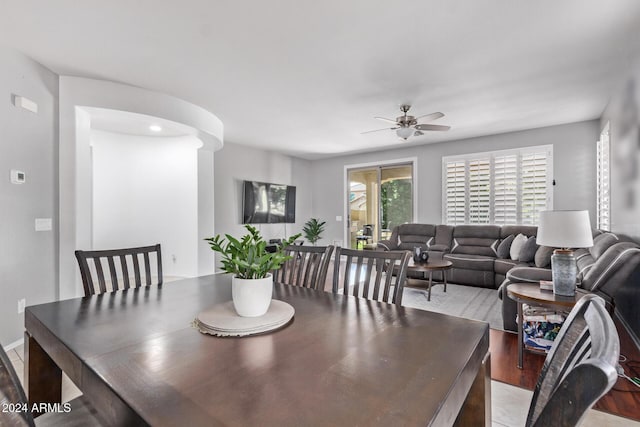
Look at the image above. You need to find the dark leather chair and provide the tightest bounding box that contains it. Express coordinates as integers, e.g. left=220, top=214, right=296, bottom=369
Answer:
left=332, top=248, right=410, bottom=305
left=525, top=294, right=619, bottom=427
left=275, top=245, right=334, bottom=291
left=75, top=244, right=162, bottom=296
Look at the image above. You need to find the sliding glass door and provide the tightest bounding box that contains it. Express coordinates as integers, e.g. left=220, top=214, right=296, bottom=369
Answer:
left=347, top=163, right=414, bottom=248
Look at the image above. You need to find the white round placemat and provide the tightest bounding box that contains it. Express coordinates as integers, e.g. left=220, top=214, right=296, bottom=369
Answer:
left=194, top=300, right=294, bottom=337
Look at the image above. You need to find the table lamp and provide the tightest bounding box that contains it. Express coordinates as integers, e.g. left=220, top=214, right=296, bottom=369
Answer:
left=536, top=210, right=593, bottom=296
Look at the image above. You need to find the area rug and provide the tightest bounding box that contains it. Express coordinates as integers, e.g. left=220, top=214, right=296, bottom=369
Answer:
left=401, top=284, right=503, bottom=331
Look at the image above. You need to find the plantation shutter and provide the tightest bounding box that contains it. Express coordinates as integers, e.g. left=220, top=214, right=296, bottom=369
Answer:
left=494, top=154, right=518, bottom=224
left=445, top=160, right=466, bottom=225
left=468, top=158, right=491, bottom=224
left=520, top=152, right=548, bottom=225
left=597, top=125, right=610, bottom=230
left=443, top=145, right=552, bottom=225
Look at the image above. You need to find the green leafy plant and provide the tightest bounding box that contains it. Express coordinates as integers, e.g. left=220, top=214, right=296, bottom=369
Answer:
left=205, top=225, right=301, bottom=279
left=302, top=218, right=326, bottom=245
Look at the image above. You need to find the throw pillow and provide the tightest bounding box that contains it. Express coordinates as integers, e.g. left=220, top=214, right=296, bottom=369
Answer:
left=510, top=233, right=528, bottom=260
left=497, top=234, right=515, bottom=259
left=519, top=236, right=539, bottom=263
left=535, top=246, right=555, bottom=268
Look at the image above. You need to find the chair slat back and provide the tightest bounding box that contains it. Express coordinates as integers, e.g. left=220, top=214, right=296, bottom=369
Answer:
left=75, top=244, right=163, bottom=296
left=526, top=294, right=620, bottom=427
left=332, top=248, right=410, bottom=305
left=275, top=245, right=334, bottom=291
left=0, top=345, right=35, bottom=427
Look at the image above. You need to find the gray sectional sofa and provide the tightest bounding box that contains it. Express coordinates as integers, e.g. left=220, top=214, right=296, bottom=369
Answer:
left=378, top=223, right=542, bottom=288
left=498, top=232, right=640, bottom=332
left=378, top=223, right=640, bottom=334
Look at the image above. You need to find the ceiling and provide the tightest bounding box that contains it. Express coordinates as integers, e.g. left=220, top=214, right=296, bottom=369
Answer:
left=2, top=0, right=640, bottom=160
left=85, top=108, right=197, bottom=138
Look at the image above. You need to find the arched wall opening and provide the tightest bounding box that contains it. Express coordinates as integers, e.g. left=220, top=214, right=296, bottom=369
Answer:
left=59, top=77, right=223, bottom=299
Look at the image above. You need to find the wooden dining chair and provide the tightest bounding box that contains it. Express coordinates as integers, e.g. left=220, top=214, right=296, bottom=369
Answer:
left=332, top=248, right=410, bottom=305
left=274, top=245, right=334, bottom=291
left=75, top=244, right=163, bottom=296
left=0, top=344, right=104, bottom=426
left=526, top=294, right=620, bottom=427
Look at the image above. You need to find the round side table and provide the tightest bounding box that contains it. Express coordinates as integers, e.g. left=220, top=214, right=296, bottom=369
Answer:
left=506, top=282, right=586, bottom=369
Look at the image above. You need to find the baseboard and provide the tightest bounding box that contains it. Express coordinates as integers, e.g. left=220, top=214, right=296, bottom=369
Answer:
left=615, top=308, right=640, bottom=351
left=3, top=337, right=24, bottom=352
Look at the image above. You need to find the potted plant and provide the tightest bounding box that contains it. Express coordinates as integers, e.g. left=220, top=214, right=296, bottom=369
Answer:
left=205, top=225, right=300, bottom=317
left=302, top=218, right=326, bottom=246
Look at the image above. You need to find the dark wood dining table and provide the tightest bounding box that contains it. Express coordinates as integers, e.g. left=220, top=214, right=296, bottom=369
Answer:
left=25, top=274, right=490, bottom=426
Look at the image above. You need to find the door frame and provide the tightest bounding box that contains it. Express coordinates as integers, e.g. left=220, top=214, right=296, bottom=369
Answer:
left=343, top=157, right=418, bottom=248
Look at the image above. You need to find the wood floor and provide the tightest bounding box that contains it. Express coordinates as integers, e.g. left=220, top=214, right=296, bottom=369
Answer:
left=489, top=320, right=640, bottom=422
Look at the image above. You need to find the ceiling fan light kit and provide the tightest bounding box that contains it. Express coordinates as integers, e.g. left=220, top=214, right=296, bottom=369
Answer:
left=363, top=104, right=450, bottom=140
left=396, top=127, right=414, bottom=140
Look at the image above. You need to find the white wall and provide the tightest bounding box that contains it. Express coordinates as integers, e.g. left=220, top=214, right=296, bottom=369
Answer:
left=601, top=60, right=640, bottom=240
left=91, top=130, right=200, bottom=277
left=0, top=48, right=58, bottom=345
left=214, top=142, right=313, bottom=246
left=311, top=121, right=599, bottom=244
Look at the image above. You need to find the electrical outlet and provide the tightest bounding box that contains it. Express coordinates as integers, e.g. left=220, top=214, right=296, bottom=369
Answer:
left=17, top=298, right=26, bottom=314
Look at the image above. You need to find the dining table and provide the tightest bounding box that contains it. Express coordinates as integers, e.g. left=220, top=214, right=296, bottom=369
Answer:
left=24, top=274, right=490, bottom=426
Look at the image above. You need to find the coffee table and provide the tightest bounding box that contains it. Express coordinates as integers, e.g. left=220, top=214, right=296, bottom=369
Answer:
left=506, top=282, right=587, bottom=369
left=407, top=259, right=453, bottom=301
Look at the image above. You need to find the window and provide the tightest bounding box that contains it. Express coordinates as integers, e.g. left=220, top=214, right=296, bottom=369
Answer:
left=443, top=145, right=553, bottom=225
left=597, top=123, right=610, bottom=231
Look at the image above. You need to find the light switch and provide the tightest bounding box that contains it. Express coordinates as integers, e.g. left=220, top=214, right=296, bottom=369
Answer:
left=35, top=218, right=52, bottom=231
left=335, top=216, right=342, bottom=222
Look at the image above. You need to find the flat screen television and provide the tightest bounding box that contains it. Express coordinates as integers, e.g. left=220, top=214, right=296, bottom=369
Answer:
left=242, top=180, right=296, bottom=224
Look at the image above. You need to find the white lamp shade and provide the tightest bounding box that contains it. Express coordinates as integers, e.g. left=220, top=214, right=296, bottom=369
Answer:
left=396, top=127, right=414, bottom=139
left=536, top=210, right=593, bottom=248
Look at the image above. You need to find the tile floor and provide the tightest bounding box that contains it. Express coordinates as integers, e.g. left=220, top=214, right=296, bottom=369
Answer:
left=7, top=344, right=82, bottom=404
left=6, top=344, right=639, bottom=426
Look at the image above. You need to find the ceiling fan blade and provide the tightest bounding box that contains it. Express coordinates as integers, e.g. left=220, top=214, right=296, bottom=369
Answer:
left=414, top=124, right=451, bottom=131
left=415, top=112, right=444, bottom=122
left=361, top=127, right=398, bottom=134
left=374, top=117, right=399, bottom=124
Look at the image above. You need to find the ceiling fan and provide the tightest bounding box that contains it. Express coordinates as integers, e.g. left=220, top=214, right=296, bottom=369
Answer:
left=362, top=105, right=451, bottom=140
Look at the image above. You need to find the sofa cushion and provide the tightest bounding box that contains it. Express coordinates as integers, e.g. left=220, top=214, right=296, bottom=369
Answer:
left=397, top=223, right=436, bottom=238
left=397, top=236, right=433, bottom=251
left=395, top=224, right=436, bottom=250
left=506, top=266, right=553, bottom=283
left=450, top=225, right=501, bottom=257
left=589, top=233, right=619, bottom=259
left=500, top=225, right=537, bottom=239
left=429, top=244, right=450, bottom=252
left=510, top=234, right=528, bottom=260
left=444, top=253, right=494, bottom=271
left=434, top=224, right=454, bottom=247
left=494, top=258, right=529, bottom=275
left=582, top=242, right=640, bottom=292
left=497, top=234, right=515, bottom=259
left=534, top=246, right=554, bottom=268
left=519, top=236, right=539, bottom=263
left=575, top=248, right=596, bottom=282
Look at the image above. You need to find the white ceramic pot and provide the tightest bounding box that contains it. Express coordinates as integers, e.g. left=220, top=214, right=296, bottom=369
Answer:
left=232, top=274, right=273, bottom=317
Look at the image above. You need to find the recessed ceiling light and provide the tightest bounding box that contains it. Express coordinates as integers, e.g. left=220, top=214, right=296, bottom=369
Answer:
left=149, top=125, right=162, bottom=132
